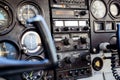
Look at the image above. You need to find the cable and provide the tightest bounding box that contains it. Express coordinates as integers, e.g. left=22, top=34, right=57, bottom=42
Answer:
left=111, top=54, right=120, bottom=80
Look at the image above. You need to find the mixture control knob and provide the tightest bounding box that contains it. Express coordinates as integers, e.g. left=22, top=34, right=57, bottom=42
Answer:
left=79, top=11, right=87, bottom=16
left=80, top=37, right=87, bottom=44
left=64, top=56, right=76, bottom=64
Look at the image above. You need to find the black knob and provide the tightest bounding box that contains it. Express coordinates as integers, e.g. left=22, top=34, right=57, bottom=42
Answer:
left=69, top=71, right=73, bottom=76
left=83, top=26, right=89, bottom=30
left=80, top=37, right=87, bottom=44
left=53, top=0, right=57, bottom=3
left=80, top=70, right=84, bottom=75
left=75, top=70, right=79, bottom=76
left=55, top=28, right=60, bottom=32
left=64, top=57, right=75, bottom=64
left=79, top=11, right=87, bottom=16
left=63, top=37, right=70, bottom=45
left=74, top=45, right=78, bottom=49
left=85, top=55, right=91, bottom=61
left=63, top=27, right=69, bottom=31
left=56, top=46, right=61, bottom=51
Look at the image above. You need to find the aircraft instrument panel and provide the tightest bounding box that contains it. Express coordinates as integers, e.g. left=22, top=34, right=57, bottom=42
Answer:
left=0, top=0, right=119, bottom=80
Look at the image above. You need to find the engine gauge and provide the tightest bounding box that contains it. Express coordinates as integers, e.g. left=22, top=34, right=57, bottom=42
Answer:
left=110, top=3, right=120, bottom=17
left=17, top=3, right=41, bottom=24
left=21, top=31, right=42, bottom=54
left=91, top=0, right=107, bottom=19
left=0, top=1, right=14, bottom=35
left=22, top=57, right=44, bottom=80
left=0, top=41, right=19, bottom=60
left=0, top=7, right=9, bottom=27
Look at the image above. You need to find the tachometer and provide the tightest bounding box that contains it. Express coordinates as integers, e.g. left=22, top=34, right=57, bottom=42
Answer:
left=21, top=31, right=42, bottom=55
left=91, top=0, right=107, bottom=19
left=17, top=3, right=41, bottom=24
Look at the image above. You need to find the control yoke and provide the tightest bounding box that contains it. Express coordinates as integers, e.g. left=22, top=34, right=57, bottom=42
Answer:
left=0, top=15, right=58, bottom=75
left=117, top=24, right=120, bottom=61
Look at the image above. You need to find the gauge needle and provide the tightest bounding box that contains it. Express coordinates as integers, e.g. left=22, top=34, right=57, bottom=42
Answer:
left=27, top=5, right=30, bottom=20
left=30, top=71, right=33, bottom=77
left=30, top=36, right=33, bottom=49
left=3, top=43, right=7, bottom=55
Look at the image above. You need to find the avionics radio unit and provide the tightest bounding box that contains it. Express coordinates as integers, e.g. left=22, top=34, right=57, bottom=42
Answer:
left=49, top=0, right=92, bottom=80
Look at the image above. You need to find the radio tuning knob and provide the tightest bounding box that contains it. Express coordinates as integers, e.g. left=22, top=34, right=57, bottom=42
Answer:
left=64, top=56, right=76, bottom=64
left=80, top=37, right=87, bottom=44
left=83, top=26, right=89, bottom=31
left=84, top=55, right=91, bottom=61
left=79, top=11, right=87, bottom=16
left=63, top=37, right=70, bottom=45
left=63, top=27, right=69, bottom=31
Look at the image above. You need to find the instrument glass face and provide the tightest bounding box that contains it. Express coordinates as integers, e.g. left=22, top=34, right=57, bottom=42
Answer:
left=21, top=31, right=42, bottom=54
left=0, top=7, right=9, bottom=27
left=0, top=42, right=18, bottom=60
left=91, top=0, right=107, bottom=19
left=17, top=4, right=39, bottom=24
left=110, top=3, right=119, bottom=16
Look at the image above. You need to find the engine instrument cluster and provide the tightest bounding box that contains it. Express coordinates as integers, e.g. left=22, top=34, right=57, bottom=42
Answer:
left=0, top=0, right=51, bottom=80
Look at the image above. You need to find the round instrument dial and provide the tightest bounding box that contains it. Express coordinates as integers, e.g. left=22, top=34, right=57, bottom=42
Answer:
left=0, top=7, right=9, bottom=27
left=21, top=31, right=42, bottom=54
left=0, top=42, right=19, bottom=60
left=17, top=4, right=40, bottom=24
left=110, top=3, right=119, bottom=17
left=91, top=0, right=107, bottom=19
left=22, top=57, right=44, bottom=80
left=0, top=1, right=14, bottom=35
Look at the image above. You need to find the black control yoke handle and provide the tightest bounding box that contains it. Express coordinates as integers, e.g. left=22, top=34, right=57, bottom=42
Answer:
left=117, top=24, right=120, bottom=62
left=0, top=15, right=58, bottom=75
